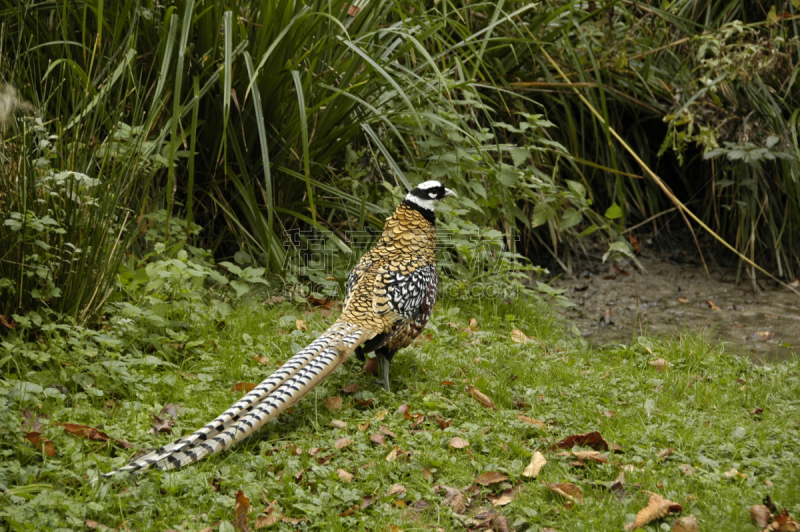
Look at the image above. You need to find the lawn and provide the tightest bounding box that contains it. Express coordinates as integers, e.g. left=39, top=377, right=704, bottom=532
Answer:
left=1, top=288, right=798, bottom=531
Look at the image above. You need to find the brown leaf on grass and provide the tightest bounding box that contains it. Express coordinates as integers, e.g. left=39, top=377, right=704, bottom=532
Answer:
left=324, top=396, right=343, bottom=410
left=523, top=451, right=546, bottom=478
left=262, top=295, right=285, bottom=305
left=422, top=468, right=434, bottom=482
left=354, top=397, right=373, bottom=408
left=397, top=404, right=410, bottom=415
left=0, top=314, right=17, bottom=329
left=511, top=329, right=536, bottom=344
left=749, top=330, right=775, bottom=342
left=764, top=509, right=800, bottom=531
left=55, top=423, right=132, bottom=449
left=673, top=515, right=699, bottom=532
left=751, top=506, right=771, bottom=528
left=363, top=357, right=378, bottom=375
left=467, top=385, right=497, bottom=410
left=21, top=409, right=46, bottom=433
left=24, top=432, right=56, bottom=456
left=489, top=485, right=525, bottom=507
left=385, top=446, right=411, bottom=462
left=440, top=380, right=456, bottom=386
left=623, top=492, right=682, bottom=531
left=334, top=437, right=353, bottom=450
left=658, top=448, right=674, bottom=461
left=553, top=431, right=623, bottom=452
left=282, top=516, right=306, bottom=526
left=295, top=319, right=307, bottom=331
left=255, top=500, right=280, bottom=529
left=680, top=464, right=694, bottom=475
left=307, top=294, right=334, bottom=309
left=545, top=482, right=583, bottom=503
left=361, top=495, right=374, bottom=510
left=750, top=407, right=764, bottom=416
left=677, top=297, right=690, bottom=304
left=341, top=383, right=360, bottom=393
left=386, top=484, right=406, bottom=497
left=338, top=504, right=358, bottom=517
left=232, top=382, right=257, bottom=393
left=160, top=403, right=181, bottom=418
left=570, top=450, right=608, bottom=463
left=253, top=355, right=270, bottom=365
left=469, top=318, right=478, bottom=328
left=232, top=489, right=250, bottom=532
left=474, top=472, right=510, bottom=486
left=449, top=437, right=470, bottom=449
left=356, top=422, right=369, bottom=432
left=84, top=520, right=111, bottom=530
left=330, top=419, right=347, bottom=429
left=435, top=485, right=467, bottom=514
left=149, top=415, right=175, bottom=435
left=337, top=469, right=354, bottom=483
left=705, top=300, right=722, bottom=311
left=516, top=415, right=547, bottom=428
left=648, top=358, right=669, bottom=371
left=370, top=433, right=385, bottom=445
left=379, top=425, right=397, bottom=438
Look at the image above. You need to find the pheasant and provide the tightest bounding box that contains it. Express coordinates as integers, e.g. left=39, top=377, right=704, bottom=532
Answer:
left=104, top=180, right=456, bottom=475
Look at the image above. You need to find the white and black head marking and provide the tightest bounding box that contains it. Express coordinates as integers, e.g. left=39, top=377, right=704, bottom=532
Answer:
left=403, top=180, right=457, bottom=221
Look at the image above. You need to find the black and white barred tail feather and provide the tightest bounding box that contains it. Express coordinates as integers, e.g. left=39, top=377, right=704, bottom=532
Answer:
left=104, top=321, right=369, bottom=476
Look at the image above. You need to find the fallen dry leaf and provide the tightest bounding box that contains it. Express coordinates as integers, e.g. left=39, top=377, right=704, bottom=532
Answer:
left=705, top=300, right=721, bottom=311
left=24, top=432, right=56, bottom=457
left=386, top=484, right=406, bottom=497
left=253, top=355, right=270, bottom=365
left=511, top=329, right=536, bottom=344
left=149, top=414, right=175, bottom=435
left=295, top=319, right=307, bottom=331
left=658, top=448, right=674, bottom=461
left=357, top=422, right=369, bottom=432
left=469, top=318, right=478, bottom=328
left=624, top=492, right=682, bottom=530
left=370, top=433, right=385, bottom=445
left=750, top=407, right=764, bottom=416
left=489, top=486, right=525, bottom=507
left=231, top=382, right=257, bottom=393
left=84, top=520, right=111, bottom=530
left=764, top=509, right=800, bottom=531
left=160, top=403, right=181, bottom=418
left=648, top=358, right=669, bottom=371
left=680, top=464, right=694, bottom=475
left=751, top=505, right=771, bottom=528
left=324, top=396, right=343, bottom=410
left=523, top=451, right=546, bottom=478
left=474, top=472, right=509, bottom=486
left=232, top=489, right=250, bottom=532
left=363, top=357, right=378, bottom=375
left=677, top=297, right=690, bottom=304
left=330, top=419, right=347, bottom=430
left=337, top=469, right=354, bottom=483
left=334, top=437, right=353, bottom=450
left=553, top=431, right=623, bottom=452
left=435, top=485, right=467, bottom=514
left=449, top=437, right=470, bottom=449
left=673, top=514, right=699, bottom=532
left=262, top=295, right=285, bottom=305
left=255, top=501, right=280, bottom=529
left=380, top=425, right=397, bottom=438
left=571, top=450, right=608, bottom=463
left=397, top=404, right=410, bottom=415
left=467, top=384, right=497, bottom=410
left=545, top=482, right=583, bottom=503
left=55, top=423, right=132, bottom=449
left=749, top=330, right=775, bottom=342
left=341, top=383, right=360, bottom=393
left=516, top=415, right=547, bottom=429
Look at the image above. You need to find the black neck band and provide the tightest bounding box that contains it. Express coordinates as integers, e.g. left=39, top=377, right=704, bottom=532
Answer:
left=401, top=199, right=436, bottom=225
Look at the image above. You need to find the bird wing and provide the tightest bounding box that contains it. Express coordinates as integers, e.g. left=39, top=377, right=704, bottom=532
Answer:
left=372, top=261, right=435, bottom=320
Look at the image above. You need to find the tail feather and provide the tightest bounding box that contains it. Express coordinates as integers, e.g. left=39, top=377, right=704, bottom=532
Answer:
left=104, top=321, right=369, bottom=476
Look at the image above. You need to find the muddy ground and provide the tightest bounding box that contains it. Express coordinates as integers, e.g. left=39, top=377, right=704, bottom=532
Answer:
left=547, top=242, right=800, bottom=363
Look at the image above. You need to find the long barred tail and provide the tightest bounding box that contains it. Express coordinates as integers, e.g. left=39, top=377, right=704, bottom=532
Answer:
left=104, top=321, right=370, bottom=476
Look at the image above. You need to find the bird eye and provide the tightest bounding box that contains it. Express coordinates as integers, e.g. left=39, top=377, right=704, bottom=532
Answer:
left=428, top=192, right=438, bottom=199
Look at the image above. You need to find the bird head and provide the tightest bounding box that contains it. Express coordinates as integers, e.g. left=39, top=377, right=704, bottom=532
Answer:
left=403, top=180, right=457, bottom=213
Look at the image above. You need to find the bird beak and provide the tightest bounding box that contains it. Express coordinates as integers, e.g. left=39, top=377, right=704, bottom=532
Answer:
left=444, top=188, right=457, bottom=198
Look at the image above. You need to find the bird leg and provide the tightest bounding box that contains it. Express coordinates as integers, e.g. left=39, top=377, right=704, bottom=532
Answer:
left=374, top=352, right=391, bottom=392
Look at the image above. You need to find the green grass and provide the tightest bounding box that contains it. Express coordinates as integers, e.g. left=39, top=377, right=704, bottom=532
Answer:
left=1, top=293, right=798, bottom=531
